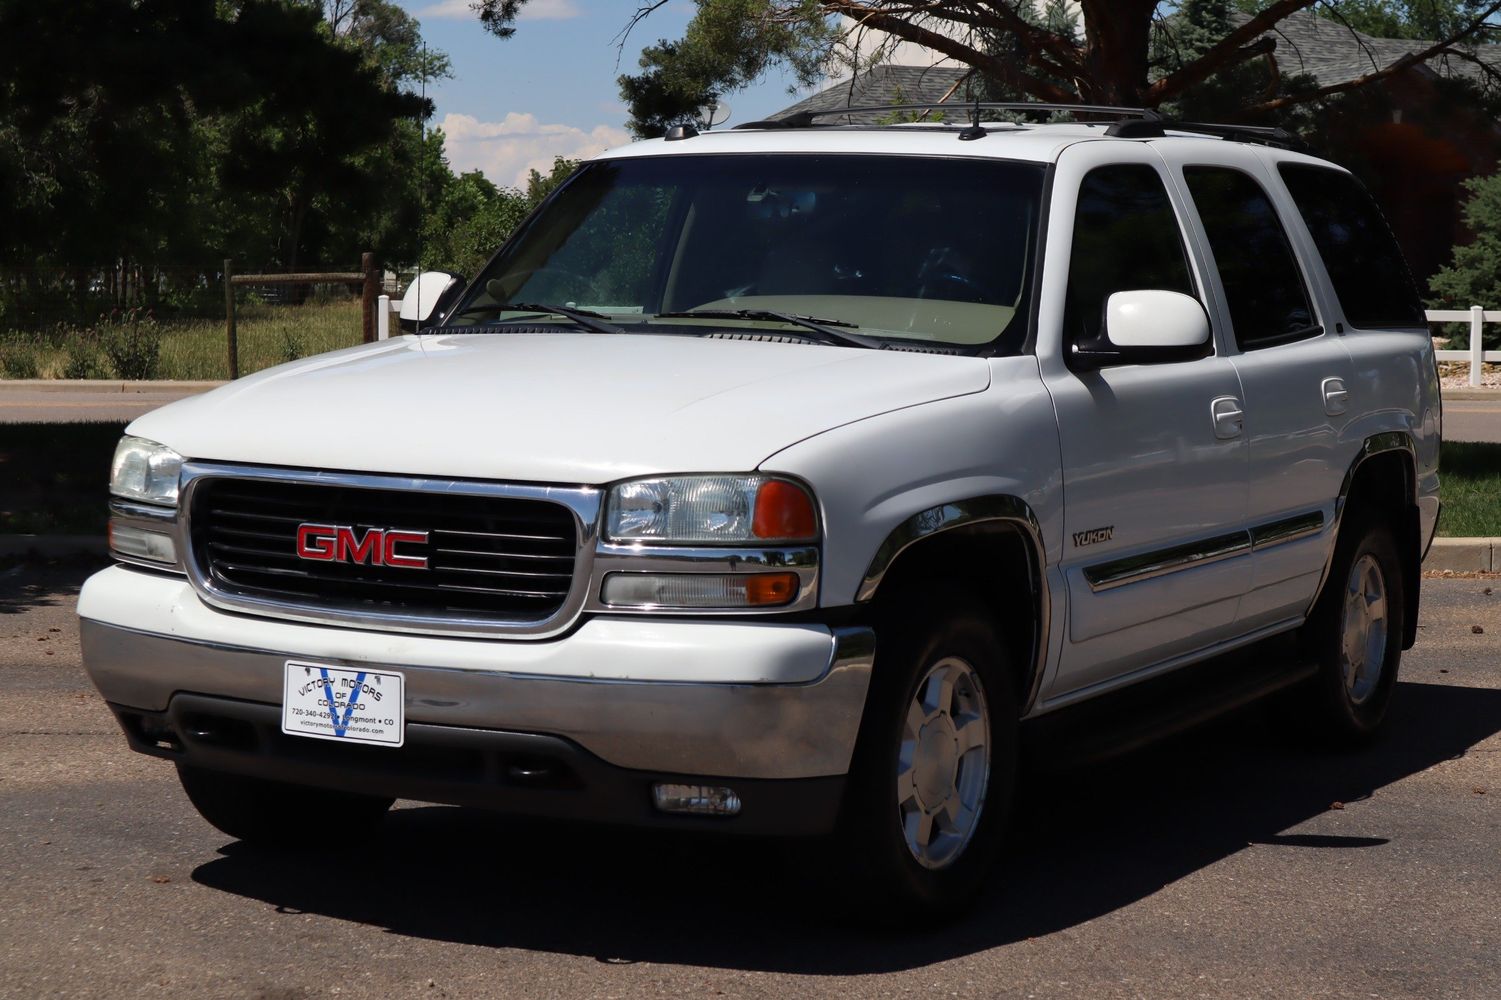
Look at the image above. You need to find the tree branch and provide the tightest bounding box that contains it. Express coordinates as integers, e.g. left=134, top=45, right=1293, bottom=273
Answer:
left=1243, top=0, right=1501, bottom=114
left=1146, top=0, right=1318, bottom=105
left=822, top=0, right=1075, bottom=101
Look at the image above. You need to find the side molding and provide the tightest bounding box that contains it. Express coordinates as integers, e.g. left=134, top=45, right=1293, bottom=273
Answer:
left=856, top=495, right=1051, bottom=713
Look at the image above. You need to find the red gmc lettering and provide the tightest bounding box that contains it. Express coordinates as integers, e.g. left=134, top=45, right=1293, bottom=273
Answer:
left=295, top=523, right=429, bottom=569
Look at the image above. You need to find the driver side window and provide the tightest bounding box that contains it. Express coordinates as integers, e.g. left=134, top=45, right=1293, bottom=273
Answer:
left=1063, top=165, right=1197, bottom=352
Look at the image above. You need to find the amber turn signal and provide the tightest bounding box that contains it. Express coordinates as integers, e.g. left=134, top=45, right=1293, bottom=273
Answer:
left=751, top=480, right=818, bottom=541
left=744, top=572, right=801, bottom=606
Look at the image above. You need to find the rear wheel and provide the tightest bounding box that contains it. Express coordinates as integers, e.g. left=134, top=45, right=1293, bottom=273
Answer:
left=1298, top=513, right=1406, bottom=742
left=177, top=766, right=393, bottom=846
left=837, top=587, right=1018, bottom=920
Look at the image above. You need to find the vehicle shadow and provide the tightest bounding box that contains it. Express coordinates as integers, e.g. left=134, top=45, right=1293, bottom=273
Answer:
left=190, top=680, right=1501, bottom=974
left=0, top=557, right=103, bottom=615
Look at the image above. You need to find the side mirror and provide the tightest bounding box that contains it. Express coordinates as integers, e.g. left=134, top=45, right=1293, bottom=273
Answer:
left=1070, top=290, right=1211, bottom=371
left=399, top=270, right=465, bottom=332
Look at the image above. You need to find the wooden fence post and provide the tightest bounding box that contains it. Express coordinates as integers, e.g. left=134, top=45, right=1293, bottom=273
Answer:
left=224, top=257, right=239, bottom=380
left=361, top=252, right=378, bottom=344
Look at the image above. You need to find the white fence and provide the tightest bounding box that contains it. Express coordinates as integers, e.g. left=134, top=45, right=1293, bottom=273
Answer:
left=1429, top=307, right=1501, bottom=387
left=376, top=293, right=1497, bottom=379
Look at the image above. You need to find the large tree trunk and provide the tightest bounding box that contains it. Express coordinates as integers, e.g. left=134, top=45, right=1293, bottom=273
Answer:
left=1078, top=0, right=1157, bottom=105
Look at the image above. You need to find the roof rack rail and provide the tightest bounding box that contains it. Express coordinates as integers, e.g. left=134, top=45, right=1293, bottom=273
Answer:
left=733, top=100, right=1308, bottom=151
left=735, top=101, right=1156, bottom=130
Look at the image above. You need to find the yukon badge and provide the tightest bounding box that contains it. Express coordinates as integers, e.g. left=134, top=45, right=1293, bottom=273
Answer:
left=1072, top=526, right=1114, bottom=548
left=296, top=523, right=430, bottom=569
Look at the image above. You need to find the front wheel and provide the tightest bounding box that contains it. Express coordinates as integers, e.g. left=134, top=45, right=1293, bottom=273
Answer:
left=836, top=587, right=1018, bottom=920
left=177, top=766, right=393, bottom=847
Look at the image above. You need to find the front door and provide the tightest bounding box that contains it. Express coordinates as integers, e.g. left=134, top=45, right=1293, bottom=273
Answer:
left=1038, top=144, right=1250, bottom=701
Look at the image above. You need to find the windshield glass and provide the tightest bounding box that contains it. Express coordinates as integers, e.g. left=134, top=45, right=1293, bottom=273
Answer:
left=450, top=153, right=1046, bottom=350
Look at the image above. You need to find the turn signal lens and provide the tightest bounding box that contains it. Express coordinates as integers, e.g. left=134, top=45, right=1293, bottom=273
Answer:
left=744, top=571, right=799, bottom=606
left=751, top=480, right=817, bottom=541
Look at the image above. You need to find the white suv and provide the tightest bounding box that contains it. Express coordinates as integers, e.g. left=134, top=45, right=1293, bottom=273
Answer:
left=80, top=107, right=1442, bottom=917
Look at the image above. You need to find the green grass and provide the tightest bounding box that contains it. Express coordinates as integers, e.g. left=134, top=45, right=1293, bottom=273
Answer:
left=0, top=299, right=363, bottom=381
left=0, top=421, right=124, bottom=535
left=1438, top=441, right=1501, bottom=537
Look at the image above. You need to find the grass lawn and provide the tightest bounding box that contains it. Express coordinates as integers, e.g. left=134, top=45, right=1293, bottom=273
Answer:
left=0, top=299, right=362, bottom=381
left=1437, top=441, right=1501, bottom=537
left=0, top=425, right=1496, bottom=539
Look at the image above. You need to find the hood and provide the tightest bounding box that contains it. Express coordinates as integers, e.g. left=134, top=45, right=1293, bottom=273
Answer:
left=128, top=332, right=990, bottom=484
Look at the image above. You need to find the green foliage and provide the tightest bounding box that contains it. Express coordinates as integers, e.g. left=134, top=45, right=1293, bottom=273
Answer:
left=0, top=340, right=39, bottom=379
left=100, top=311, right=163, bottom=381
left=1436, top=442, right=1501, bottom=536
left=62, top=343, right=109, bottom=380
left=1428, top=171, right=1501, bottom=349
left=422, top=157, right=579, bottom=278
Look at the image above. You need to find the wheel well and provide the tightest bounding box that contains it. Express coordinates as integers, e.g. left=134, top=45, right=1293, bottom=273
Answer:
left=869, top=523, right=1042, bottom=707
left=1343, top=448, right=1420, bottom=650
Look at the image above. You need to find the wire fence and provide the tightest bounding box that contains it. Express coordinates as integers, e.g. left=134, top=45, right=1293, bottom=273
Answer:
left=0, top=261, right=406, bottom=380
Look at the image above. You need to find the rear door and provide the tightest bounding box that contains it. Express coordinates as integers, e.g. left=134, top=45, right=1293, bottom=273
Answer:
left=1038, top=142, right=1251, bottom=701
left=1160, top=142, right=1357, bottom=631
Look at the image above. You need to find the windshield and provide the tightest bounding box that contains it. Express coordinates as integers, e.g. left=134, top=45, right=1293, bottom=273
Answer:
left=450, top=153, right=1046, bottom=350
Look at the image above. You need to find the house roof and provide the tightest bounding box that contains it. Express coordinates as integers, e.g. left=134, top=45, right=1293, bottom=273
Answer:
left=770, top=11, right=1500, bottom=122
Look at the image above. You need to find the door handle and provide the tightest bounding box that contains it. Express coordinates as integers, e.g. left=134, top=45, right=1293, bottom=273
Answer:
left=1211, top=396, right=1244, bottom=440
left=1322, top=377, right=1349, bottom=416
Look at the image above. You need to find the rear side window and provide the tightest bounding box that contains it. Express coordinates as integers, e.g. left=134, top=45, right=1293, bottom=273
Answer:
left=1064, top=164, right=1196, bottom=349
left=1184, top=167, right=1317, bottom=350
left=1278, top=164, right=1425, bottom=328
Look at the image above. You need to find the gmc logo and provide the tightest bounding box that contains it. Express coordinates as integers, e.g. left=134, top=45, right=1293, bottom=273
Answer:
left=296, top=523, right=430, bottom=569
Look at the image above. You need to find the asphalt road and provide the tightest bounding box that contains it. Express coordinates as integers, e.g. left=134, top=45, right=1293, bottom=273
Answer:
left=2, top=385, right=1501, bottom=442
left=1, top=564, right=1498, bottom=1000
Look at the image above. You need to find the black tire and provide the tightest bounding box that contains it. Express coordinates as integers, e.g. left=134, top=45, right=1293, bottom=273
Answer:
left=176, top=766, right=393, bottom=846
left=1298, top=511, right=1406, bottom=742
left=836, top=585, right=1018, bottom=921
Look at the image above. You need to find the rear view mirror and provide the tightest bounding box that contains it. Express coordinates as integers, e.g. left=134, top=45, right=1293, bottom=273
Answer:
left=1070, top=289, right=1211, bottom=371
left=399, top=271, right=465, bottom=331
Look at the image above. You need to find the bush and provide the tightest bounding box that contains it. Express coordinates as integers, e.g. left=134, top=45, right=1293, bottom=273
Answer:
left=1429, top=171, right=1501, bottom=351
left=0, top=345, right=39, bottom=379
left=62, top=344, right=109, bottom=379
left=100, top=308, right=162, bottom=380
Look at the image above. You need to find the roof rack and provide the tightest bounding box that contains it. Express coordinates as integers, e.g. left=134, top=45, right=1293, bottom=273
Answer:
left=733, top=100, right=1308, bottom=151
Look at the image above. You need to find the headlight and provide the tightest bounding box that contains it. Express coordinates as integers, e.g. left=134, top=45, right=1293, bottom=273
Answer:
left=110, top=436, right=183, bottom=506
left=605, top=475, right=818, bottom=544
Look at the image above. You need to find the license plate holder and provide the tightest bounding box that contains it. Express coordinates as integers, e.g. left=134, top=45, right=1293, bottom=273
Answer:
left=282, top=661, right=404, bottom=747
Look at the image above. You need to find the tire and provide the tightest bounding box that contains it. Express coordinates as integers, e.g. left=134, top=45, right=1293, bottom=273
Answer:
left=836, top=585, right=1018, bottom=921
left=176, top=766, right=393, bottom=846
left=1298, top=511, right=1406, bottom=743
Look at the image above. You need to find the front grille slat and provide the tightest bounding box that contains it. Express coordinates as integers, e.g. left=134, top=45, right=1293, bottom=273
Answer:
left=191, top=477, right=579, bottom=625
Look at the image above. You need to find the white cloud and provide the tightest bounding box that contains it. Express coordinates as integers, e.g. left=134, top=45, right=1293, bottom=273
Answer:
left=439, top=112, right=632, bottom=188
left=417, top=0, right=581, bottom=21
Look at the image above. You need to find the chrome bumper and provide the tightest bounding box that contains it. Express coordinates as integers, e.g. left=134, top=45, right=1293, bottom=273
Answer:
left=78, top=619, right=874, bottom=780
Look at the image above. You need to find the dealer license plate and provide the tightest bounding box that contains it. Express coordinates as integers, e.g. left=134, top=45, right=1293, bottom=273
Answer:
left=282, top=661, right=405, bottom=747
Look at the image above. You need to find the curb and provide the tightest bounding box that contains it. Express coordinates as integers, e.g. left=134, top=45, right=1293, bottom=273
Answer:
left=0, top=380, right=225, bottom=393
left=0, top=535, right=108, bottom=559
left=1423, top=537, right=1499, bottom=573
left=1442, top=387, right=1501, bottom=400
left=4, top=534, right=1494, bottom=571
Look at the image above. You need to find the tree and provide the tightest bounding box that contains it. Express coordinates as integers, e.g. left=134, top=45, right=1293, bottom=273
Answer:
left=1428, top=169, right=1501, bottom=348
left=475, top=0, right=1501, bottom=133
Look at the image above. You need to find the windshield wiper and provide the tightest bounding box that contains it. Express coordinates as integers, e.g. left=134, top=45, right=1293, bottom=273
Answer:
left=450, top=301, right=624, bottom=335
left=655, top=308, right=881, bottom=350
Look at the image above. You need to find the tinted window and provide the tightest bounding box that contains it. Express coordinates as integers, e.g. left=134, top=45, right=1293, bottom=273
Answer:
left=1278, top=164, right=1425, bottom=328
left=1185, top=167, right=1316, bottom=350
left=1064, top=164, right=1195, bottom=349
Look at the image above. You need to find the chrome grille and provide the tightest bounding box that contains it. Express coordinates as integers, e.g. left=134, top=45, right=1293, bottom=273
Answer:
left=188, top=476, right=579, bottom=624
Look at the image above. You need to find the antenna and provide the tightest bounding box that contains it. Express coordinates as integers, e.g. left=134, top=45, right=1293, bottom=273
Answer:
left=957, top=96, right=986, bottom=141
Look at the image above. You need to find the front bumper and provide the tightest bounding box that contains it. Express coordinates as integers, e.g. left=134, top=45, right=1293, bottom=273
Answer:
left=78, top=566, right=874, bottom=833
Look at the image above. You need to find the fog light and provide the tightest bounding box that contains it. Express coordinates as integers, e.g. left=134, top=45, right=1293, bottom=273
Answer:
left=652, top=783, right=742, bottom=817
left=109, top=521, right=178, bottom=564
left=601, top=572, right=799, bottom=608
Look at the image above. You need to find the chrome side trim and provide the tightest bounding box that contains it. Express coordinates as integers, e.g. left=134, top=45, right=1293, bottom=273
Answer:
left=856, top=495, right=1052, bottom=715
left=1305, top=431, right=1417, bottom=617
left=1084, top=510, right=1326, bottom=594
left=1251, top=510, right=1324, bottom=550
left=178, top=462, right=602, bottom=640
left=1084, top=530, right=1250, bottom=593
left=585, top=543, right=820, bottom=614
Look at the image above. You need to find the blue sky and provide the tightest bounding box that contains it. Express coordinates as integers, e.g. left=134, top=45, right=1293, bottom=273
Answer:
left=398, top=0, right=823, bottom=187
